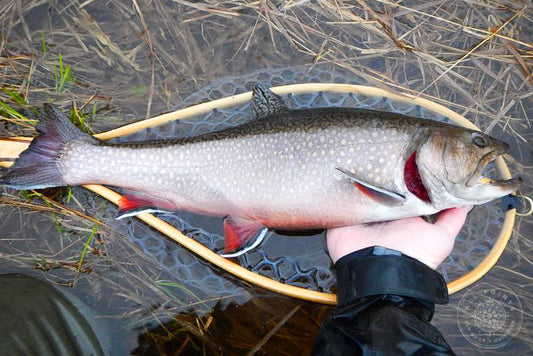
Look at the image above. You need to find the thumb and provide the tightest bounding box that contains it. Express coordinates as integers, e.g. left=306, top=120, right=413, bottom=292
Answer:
left=434, top=206, right=472, bottom=238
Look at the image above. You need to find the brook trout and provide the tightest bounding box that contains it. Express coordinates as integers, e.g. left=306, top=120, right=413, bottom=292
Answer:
left=1, top=86, right=521, bottom=256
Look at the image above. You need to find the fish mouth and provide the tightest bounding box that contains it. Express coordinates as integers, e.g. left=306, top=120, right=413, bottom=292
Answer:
left=466, top=150, right=522, bottom=191
left=476, top=176, right=522, bottom=190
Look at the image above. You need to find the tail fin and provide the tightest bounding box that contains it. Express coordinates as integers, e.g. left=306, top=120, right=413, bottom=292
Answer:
left=0, top=104, right=97, bottom=190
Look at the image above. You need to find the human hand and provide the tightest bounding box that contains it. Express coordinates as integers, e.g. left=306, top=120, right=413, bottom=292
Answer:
left=326, top=206, right=472, bottom=269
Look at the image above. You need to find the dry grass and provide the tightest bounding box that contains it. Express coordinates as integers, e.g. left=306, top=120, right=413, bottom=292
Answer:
left=0, top=0, right=531, bottom=354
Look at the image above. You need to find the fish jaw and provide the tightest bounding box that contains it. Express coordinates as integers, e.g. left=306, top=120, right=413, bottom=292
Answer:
left=444, top=176, right=522, bottom=206
left=420, top=159, right=522, bottom=209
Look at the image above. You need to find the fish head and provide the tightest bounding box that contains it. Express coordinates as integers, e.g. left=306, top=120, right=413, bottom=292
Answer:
left=416, top=127, right=522, bottom=209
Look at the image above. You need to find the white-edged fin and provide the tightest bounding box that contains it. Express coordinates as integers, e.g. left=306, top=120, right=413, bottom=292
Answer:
left=115, top=208, right=172, bottom=220
left=336, top=167, right=405, bottom=205
left=252, top=84, right=288, bottom=119
left=220, top=215, right=269, bottom=257
left=116, top=193, right=177, bottom=219
left=220, top=228, right=268, bottom=258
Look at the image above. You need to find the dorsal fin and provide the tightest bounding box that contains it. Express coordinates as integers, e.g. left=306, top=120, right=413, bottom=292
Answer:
left=252, top=84, right=288, bottom=119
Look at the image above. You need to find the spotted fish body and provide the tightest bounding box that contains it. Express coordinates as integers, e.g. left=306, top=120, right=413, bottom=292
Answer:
left=65, top=109, right=427, bottom=225
left=1, top=86, right=521, bottom=256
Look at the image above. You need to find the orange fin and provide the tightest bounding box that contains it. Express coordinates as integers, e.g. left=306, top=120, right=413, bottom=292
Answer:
left=221, top=216, right=268, bottom=258
left=116, top=193, right=177, bottom=219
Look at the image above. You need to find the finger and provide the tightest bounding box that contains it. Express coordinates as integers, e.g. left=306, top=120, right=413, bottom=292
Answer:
left=434, top=206, right=472, bottom=237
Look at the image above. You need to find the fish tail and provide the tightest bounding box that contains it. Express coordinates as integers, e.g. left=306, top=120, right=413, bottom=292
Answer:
left=1, top=104, right=97, bottom=190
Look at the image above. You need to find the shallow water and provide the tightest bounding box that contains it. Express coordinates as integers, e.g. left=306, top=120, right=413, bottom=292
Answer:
left=0, top=1, right=531, bottom=354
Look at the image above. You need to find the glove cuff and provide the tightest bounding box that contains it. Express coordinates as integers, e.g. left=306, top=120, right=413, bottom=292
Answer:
left=335, top=246, right=449, bottom=306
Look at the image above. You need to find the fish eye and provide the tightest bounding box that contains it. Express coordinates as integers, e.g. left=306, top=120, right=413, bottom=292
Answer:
left=471, top=132, right=488, bottom=148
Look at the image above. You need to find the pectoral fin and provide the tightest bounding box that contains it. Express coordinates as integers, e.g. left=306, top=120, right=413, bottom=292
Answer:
left=252, top=84, right=288, bottom=119
left=116, top=193, right=177, bottom=219
left=336, top=167, right=405, bottom=205
left=221, top=216, right=268, bottom=258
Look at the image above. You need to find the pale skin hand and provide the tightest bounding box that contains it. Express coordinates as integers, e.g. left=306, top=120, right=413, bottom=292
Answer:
left=327, top=206, right=473, bottom=269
